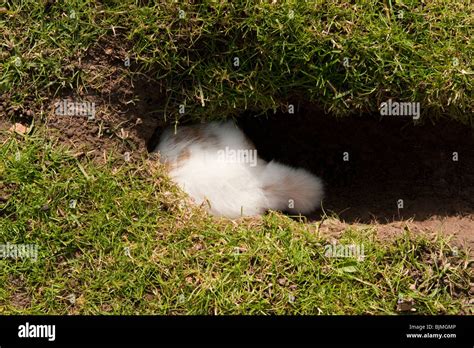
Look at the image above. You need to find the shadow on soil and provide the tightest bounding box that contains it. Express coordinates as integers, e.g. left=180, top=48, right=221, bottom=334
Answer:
left=237, top=105, right=474, bottom=223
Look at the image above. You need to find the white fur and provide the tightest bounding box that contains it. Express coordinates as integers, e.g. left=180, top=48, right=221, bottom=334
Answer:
left=155, top=121, right=323, bottom=218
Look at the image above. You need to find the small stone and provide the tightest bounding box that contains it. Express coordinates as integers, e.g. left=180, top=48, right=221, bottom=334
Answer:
left=192, top=243, right=203, bottom=251
left=9, top=123, right=28, bottom=134
left=396, top=297, right=415, bottom=312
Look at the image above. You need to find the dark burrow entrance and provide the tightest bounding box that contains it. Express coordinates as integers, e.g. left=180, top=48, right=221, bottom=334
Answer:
left=239, top=105, right=474, bottom=223
left=147, top=104, right=474, bottom=224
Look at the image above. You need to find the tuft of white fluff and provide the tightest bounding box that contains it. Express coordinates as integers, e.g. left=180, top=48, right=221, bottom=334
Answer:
left=155, top=121, right=323, bottom=218
left=260, top=160, right=324, bottom=214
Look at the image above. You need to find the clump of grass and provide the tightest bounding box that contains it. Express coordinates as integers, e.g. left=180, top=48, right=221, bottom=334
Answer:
left=1, top=0, right=473, bottom=125
left=0, top=129, right=471, bottom=314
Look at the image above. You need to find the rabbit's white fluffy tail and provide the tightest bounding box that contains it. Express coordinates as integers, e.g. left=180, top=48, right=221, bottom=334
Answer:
left=260, top=160, right=324, bottom=215
left=155, top=121, right=323, bottom=218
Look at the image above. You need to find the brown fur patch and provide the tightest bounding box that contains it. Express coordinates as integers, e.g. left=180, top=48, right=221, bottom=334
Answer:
left=165, top=148, right=190, bottom=172
left=171, top=125, right=219, bottom=148
left=172, top=127, right=202, bottom=144
left=177, top=148, right=191, bottom=163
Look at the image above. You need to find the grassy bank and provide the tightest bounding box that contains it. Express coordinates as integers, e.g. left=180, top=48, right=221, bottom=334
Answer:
left=1, top=0, right=473, bottom=124
left=1, top=0, right=472, bottom=315
left=0, top=129, right=472, bottom=314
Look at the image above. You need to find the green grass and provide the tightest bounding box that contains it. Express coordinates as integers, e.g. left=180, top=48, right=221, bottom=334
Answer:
left=0, top=0, right=472, bottom=315
left=1, top=0, right=473, bottom=124
left=0, top=129, right=471, bottom=314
